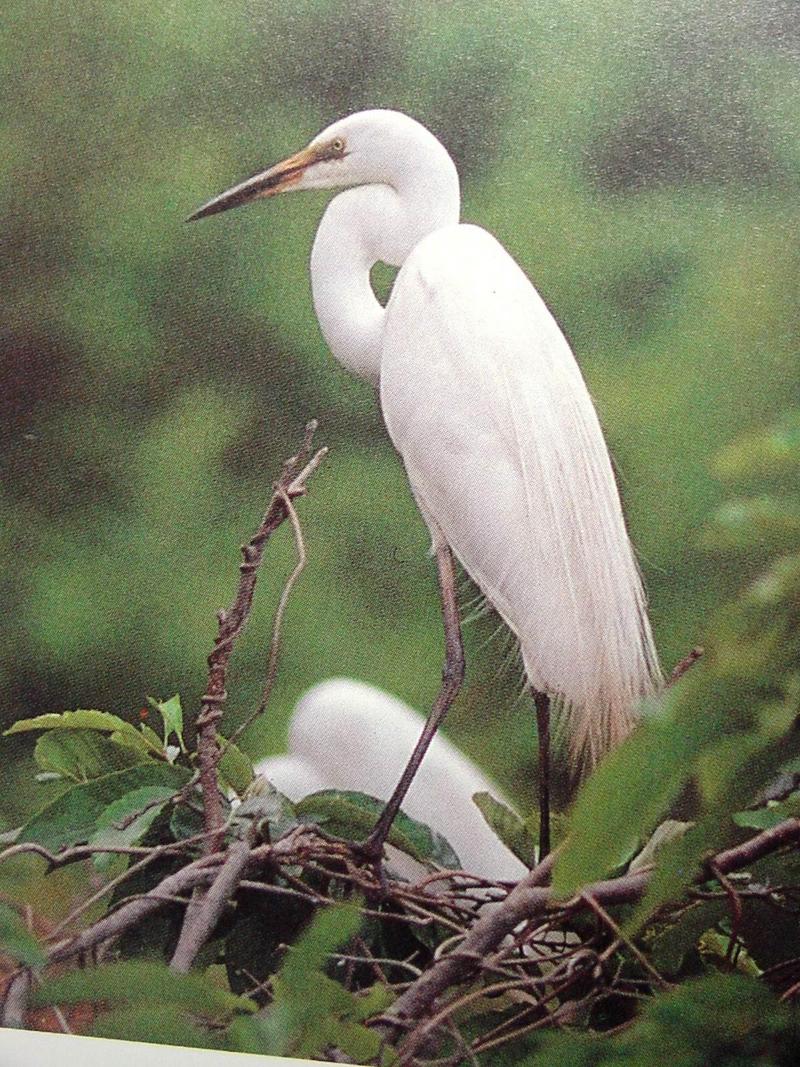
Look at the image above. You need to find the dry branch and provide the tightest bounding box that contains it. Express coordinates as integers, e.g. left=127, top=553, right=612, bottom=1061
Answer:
left=382, top=817, right=800, bottom=1061
left=4, top=420, right=798, bottom=1058
left=195, top=420, right=327, bottom=852
left=667, top=646, right=704, bottom=686
left=170, top=836, right=253, bottom=973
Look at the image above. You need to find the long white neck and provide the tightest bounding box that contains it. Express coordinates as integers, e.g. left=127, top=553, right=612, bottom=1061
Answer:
left=310, top=138, right=460, bottom=385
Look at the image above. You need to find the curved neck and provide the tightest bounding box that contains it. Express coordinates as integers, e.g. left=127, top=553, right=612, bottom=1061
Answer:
left=310, top=150, right=460, bottom=385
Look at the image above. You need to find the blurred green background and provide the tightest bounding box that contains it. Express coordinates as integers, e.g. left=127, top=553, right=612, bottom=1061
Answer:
left=2, top=0, right=799, bottom=821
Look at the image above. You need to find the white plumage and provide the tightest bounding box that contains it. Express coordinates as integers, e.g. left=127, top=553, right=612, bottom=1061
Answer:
left=255, top=678, right=528, bottom=883
left=380, top=223, right=661, bottom=767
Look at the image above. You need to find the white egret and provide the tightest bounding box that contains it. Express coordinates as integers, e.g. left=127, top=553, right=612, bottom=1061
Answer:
left=189, top=109, right=662, bottom=857
left=254, top=678, right=528, bottom=883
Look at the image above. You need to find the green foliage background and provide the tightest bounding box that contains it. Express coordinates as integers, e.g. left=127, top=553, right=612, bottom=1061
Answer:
left=2, top=0, right=799, bottom=822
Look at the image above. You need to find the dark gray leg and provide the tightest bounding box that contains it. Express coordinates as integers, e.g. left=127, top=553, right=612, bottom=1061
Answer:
left=362, top=542, right=465, bottom=859
left=533, top=690, right=551, bottom=859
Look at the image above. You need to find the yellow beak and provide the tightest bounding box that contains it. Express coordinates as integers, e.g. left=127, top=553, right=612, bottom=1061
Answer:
left=186, top=145, right=319, bottom=222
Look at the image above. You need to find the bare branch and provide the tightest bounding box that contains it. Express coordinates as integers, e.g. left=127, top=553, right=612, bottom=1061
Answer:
left=0, top=970, right=31, bottom=1028
left=224, top=487, right=311, bottom=754
left=382, top=818, right=800, bottom=1059
left=170, top=837, right=253, bottom=973
left=667, top=646, right=704, bottom=686
left=195, top=421, right=327, bottom=853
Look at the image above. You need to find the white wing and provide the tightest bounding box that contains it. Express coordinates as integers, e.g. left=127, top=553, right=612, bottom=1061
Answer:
left=380, top=224, right=662, bottom=769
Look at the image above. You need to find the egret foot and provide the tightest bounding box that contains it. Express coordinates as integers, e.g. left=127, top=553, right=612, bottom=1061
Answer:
left=349, top=832, right=390, bottom=893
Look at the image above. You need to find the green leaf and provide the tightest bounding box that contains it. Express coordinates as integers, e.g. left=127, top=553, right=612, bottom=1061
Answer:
left=472, top=791, right=536, bottom=866
left=232, top=779, right=298, bottom=842
left=17, top=763, right=191, bottom=851
left=5, top=709, right=140, bottom=737
left=229, top=901, right=391, bottom=1061
left=280, top=902, right=362, bottom=987
left=551, top=708, right=693, bottom=897
left=139, top=722, right=168, bottom=751
left=33, top=960, right=256, bottom=1019
left=628, top=819, right=694, bottom=874
left=217, top=733, right=254, bottom=797
left=326, top=1016, right=384, bottom=1063
left=734, top=793, right=800, bottom=829
left=90, top=1004, right=224, bottom=1049
left=296, top=790, right=460, bottom=868
left=552, top=646, right=799, bottom=899
left=111, top=725, right=163, bottom=758
left=347, top=978, right=395, bottom=1023
left=627, top=729, right=800, bottom=935
left=647, top=899, right=727, bottom=975
left=89, top=785, right=177, bottom=870
left=0, top=902, right=47, bottom=968
left=699, top=930, right=762, bottom=976
left=525, top=972, right=796, bottom=1064
left=148, top=694, right=185, bottom=749
left=34, top=729, right=145, bottom=782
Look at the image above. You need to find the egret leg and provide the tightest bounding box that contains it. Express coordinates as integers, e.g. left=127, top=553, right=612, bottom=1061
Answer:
left=361, top=542, right=465, bottom=860
left=533, top=690, right=551, bottom=859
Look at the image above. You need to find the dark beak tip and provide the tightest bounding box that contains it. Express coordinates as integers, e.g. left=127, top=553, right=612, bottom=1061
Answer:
left=185, top=203, right=217, bottom=223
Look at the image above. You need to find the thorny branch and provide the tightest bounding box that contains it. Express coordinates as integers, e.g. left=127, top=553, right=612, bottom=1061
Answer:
left=195, top=420, right=327, bottom=853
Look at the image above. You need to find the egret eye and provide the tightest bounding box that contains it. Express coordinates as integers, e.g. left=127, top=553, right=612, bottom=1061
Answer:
left=330, top=137, right=345, bottom=156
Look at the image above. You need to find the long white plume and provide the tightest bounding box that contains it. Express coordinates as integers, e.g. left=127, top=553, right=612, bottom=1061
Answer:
left=381, top=223, right=663, bottom=772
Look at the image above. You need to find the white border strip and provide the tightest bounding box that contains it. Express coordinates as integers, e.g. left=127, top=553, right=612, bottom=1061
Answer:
left=0, top=1028, right=330, bottom=1066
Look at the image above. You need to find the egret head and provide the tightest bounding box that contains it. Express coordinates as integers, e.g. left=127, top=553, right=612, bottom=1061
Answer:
left=186, top=110, right=454, bottom=222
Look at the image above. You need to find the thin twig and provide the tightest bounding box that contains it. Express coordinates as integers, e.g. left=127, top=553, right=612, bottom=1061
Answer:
left=667, top=646, right=704, bottom=686
left=0, top=839, right=193, bottom=869
left=238, top=879, right=321, bottom=904
left=580, top=891, right=671, bottom=990
left=333, top=953, right=423, bottom=981
left=223, top=486, right=310, bottom=754
left=707, top=861, right=744, bottom=964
